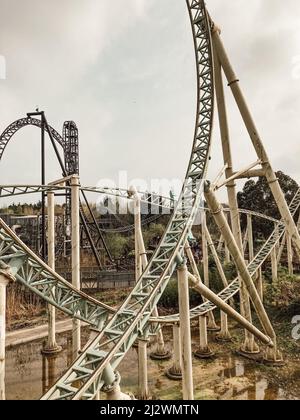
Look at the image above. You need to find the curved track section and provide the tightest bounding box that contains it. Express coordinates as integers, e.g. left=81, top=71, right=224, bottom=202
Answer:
left=0, top=184, right=280, bottom=226
left=0, top=118, right=64, bottom=159
left=157, top=187, right=300, bottom=324
left=0, top=219, right=114, bottom=329
left=42, top=0, right=214, bottom=400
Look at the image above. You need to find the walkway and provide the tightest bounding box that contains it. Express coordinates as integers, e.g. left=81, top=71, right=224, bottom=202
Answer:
left=6, top=319, right=73, bottom=348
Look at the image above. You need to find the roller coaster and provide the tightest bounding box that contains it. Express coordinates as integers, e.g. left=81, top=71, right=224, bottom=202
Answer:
left=0, top=0, right=299, bottom=401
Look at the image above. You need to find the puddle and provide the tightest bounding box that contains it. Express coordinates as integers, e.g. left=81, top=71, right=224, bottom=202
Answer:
left=5, top=330, right=298, bottom=400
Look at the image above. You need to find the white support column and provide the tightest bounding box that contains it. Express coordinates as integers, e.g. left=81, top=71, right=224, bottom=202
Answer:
left=202, top=215, right=209, bottom=289
left=275, top=225, right=280, bottom=253
left=130, top=187, right=170, bottom=361
left=138, top=338, right=149, bottom=400
left=247, top=214, right=254, bottom=262
left=277, top=233, right=286, bottom=264
left=271, top=248, right=278, bottom=284
left=166, top=323, right=182, bottom=380
left=202, top=214, right=219, bottom=332
left=204, top=225, right=233, bottom=340
left=217, top=234, right=224, bottom=253
left=0, top=269, right=14, bottom=400
left=213, top=27, right=300, bottom=259
left=257, top=267, right=264, bottom=302
left=133, top=193, right=143, bottom=281
left=42, top=191, right=62, bottom=355
left=217, top=311, right=232, bottom=343
left=287, top=233, right=294, bottom=276
left=212, top=27, right=259, bottom=355
left=224, top=214, right=231, bottom=264
left=194, top=315, right=214, bottom=359
left=178, top=264, right=194, bottom=401
left=71, top=175, right=81, bottom=359
left=225, top=244, right=231, bottom=264
left=204, top=184, right=283, bottom=362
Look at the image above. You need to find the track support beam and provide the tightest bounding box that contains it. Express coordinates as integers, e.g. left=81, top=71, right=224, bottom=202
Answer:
left=212, top=40, right=254, bottom=352
left=194, top=316, right=214, bottom=359
left=204, top=183, right=278, bottom=355
left=178, top=264, right=194, bottom=401
left=42, top=191, right=62, bottom=355
left=71, top=175, right=81, bottom=359
left=212, top=26, right=300, bottom=260
left=138, top=338, right=149, bottom=400
left=166, top=323, right=182, bottom=380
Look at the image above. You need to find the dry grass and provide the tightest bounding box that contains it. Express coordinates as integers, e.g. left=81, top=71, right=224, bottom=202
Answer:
left=6, top=283, right=45, bottom=329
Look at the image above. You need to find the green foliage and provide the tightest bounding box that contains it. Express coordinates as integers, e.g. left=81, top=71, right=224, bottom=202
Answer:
left=237, top=171, right=299, bottom=238
left=264, top=269, right=300, bottom=317
left=105, top=233, right=130, bottom=259
left=159, top=278, right=202, bottom=309
left=142, top=224, right=165, bottom=249
left=198, top=259, right=237, bottom=292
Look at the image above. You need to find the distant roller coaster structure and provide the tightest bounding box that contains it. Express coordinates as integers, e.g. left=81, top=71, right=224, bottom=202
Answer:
left=0, top=0, right=299, bottom=401
left=0, top=115, right=116, bottom=268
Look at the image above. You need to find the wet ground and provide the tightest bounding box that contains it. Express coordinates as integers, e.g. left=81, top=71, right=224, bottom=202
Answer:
left=6, top=327, right=299, bottom=400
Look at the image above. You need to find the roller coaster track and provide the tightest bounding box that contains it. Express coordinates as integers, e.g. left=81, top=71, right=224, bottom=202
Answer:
left=0, top=117, right=64, bottom=158
left=0, top=118, right=112, bottom=268
left=0, top=0, right=295, bottom=401
left=0, top=183, right=297, bottom=330
left=0, top=219, right=114, bottom=329
left=41, top=0, right=214, bottom=400
left=156, top=186, right=300, bottom=324
left=0, top=184, right=281, bottom=226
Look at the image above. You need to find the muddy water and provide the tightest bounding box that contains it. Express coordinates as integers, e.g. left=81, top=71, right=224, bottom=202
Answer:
left=5, top=330, right=297, bottom=400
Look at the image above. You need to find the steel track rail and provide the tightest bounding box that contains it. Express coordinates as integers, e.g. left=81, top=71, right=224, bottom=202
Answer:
left=0, top=183, right=297, bottom=338
left=0, top=118, right=64, bottom=159
left=155, top=187, right=300, bottom=324
left=41, top=0, right=214, bottom=400
left=0, top=184, right=280, bottom=225
left=0, top=183, right=297, bottom=334
left=0, top=219, right=114, bottom=329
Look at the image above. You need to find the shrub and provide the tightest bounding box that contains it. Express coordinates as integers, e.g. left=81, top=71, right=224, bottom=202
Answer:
left=159, top=278, right=203, bottom=310
left=264, top=270, right=300, bottom=317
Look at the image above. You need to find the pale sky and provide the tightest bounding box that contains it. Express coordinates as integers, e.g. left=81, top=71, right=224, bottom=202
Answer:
left=1, top=0, right=300, bottom=205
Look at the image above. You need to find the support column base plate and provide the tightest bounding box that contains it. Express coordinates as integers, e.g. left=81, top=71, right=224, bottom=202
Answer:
left=236, top=349, right=262, bottom=362
left=150, top=350, right=172, bottom=361
left=215, top=334, right=233, bottom=343
left=41, top=345, right=63, bottom=356
left=207, top=326, right=221, bottom=332
left=263, top=349, right=285, bottom=367
left=165, top=368, right=182, bottom=381
left=194, top=348, right=215, bottom=360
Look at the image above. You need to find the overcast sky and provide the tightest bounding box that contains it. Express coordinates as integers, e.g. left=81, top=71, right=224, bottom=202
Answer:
left=1, top=0, right=300, bottom=205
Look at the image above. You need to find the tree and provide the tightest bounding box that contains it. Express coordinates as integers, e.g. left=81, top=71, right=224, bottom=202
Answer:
left=237, top=171, right=299, bottom=238
left=142, top=224, right=165, bottom=250
left=105, top=233, right=130, bottom=259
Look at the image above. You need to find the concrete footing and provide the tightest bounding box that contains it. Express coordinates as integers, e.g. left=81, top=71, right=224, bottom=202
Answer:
left=194, top=316, right=215, bottom=360
left=263, top=347, right=285, bottom=367
left=166, top=324, right=182, bottom=381
left=41, top=344, right=63, bottom=356
left=240, top=333, right=260, bottom=357
left=216, top=312, right=232, bottom=343
left=150, top=350, right=172, bottom=361
left=103, top=372, right=133, bottom=400
left=207, top=313, right=220, bottom=332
